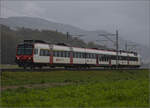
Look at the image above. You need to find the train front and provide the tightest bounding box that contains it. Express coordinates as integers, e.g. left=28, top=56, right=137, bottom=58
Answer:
left=15, top=43, right=34, bottom=69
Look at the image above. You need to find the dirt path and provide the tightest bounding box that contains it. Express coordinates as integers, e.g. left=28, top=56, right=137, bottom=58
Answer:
left=1, top=82, right=74, bottom=91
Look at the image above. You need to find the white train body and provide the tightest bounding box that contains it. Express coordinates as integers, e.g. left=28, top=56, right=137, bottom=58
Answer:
left=16, top=41, right=141, bottom=68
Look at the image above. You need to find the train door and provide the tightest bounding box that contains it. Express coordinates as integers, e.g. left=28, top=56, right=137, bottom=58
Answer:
left=109, top=56, right=111, bottom=66
left=49, top=46, right=53, bottom=64
left=33, top=48, right=40, bottom=63
left=96, top=54, right=99, bottom=65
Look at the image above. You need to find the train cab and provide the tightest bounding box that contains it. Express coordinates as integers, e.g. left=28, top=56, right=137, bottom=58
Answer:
left=15, top=43, right=34, bottom=68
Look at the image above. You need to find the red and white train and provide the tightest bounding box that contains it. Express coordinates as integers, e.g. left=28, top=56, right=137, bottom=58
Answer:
left=15, top=40, right=141, bottom=69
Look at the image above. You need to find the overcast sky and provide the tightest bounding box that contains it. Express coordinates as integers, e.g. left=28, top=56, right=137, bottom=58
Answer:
left=1, top=0, right=150, bottom=46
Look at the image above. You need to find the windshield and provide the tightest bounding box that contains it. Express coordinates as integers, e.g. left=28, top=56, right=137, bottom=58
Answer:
left=17, top=44, right=33, bottom=55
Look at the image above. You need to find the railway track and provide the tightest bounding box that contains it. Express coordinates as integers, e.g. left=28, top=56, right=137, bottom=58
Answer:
left=0, top=68, right=148, bottom=72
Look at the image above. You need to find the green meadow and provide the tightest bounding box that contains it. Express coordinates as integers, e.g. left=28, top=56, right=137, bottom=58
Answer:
left=0, top=69, right=149, bottom=107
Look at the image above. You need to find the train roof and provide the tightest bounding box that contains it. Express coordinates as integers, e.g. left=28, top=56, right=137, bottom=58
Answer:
left=21, top=40, right=139, bottom=57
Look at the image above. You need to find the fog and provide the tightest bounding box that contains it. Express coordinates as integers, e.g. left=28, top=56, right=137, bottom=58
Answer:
left=1, top=0, right=149, bottom=46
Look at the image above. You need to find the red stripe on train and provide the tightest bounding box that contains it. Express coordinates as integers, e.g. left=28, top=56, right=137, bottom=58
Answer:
left=70, top=52, right=73, bottom=64
left=50, top=51, right=53, bottom=64
left=96, top=54, right=99, bottom=66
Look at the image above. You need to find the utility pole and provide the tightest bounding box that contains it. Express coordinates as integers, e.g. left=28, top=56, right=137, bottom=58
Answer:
left=66, top=32, right=69, bottom=40
left=116, top=30, right=119, bottom=69
left=98, top=30, right=119, bottom=69
left=125, top=41, right=128, bottom=51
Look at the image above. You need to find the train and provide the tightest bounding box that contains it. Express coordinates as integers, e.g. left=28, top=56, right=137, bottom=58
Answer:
left=15, top=40, right=141, bottom=69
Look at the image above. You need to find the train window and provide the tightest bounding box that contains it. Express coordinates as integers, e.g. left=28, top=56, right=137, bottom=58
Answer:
left=65, top=51, right=69, bottom=57
left=45, top=50, right=47, bottom=56
left=46, top=50, right=50, bottom=56
left=54, top=51, right=58, bottom=57
left=59, top=51, right=61, bottom=57
left=64, top=51, right=68, bottom=57
left=43, top=50, right=50, bottom=56
left=67, top=52, right=70, bottom=57
left=124, top=56, right=127, bottom=60
left=99, top=57, right=101, bottom=61
left=122, top=56, right=124, bottom=60
left=121, top=56, right=124, bottom=60
left=81, top=53, right=84, bottom=58
left=53, top=51, right=55, bottom=56
left=105, top=56, right=107, bottom=61
left=17, top=44, right=33, bottom=55
left=77, top=52, right=80, bottom=58
left=78, top=52, right=80, bottom=58
left=90, top=53, right=92, bottom=58
left=17, top=49, right=24, bottom=55
left=80, top=53, right=82, bottom=58
left=77, top=52, right=79, bottom=58
left=55, top=51, right=57, bottom=57
left=118, top=56, right=121, bottom=60
left=57, top=51, right=59, bottom=57
left=86, top=53, right=88, bottom=58
left=79, top=52, right=81, bottom=58
left=53, top=51, right=57, bottom=57
left=63, top=51, right=65, bottom=57
left=76, top=52, right=78, bottom=58
left=91, top=54, right=93, bottom=59
left=102, top=55, right=105, bottom=61
left=88, top=53, right=90, bottom=58
left=74, top=52, right=76, bottom=58
left=106, top=56, right=108, bottom=61
left=57, top=51, right=60, bottom=57
left=64, top=51, right=66, bottom=57
left=40, top=50, right=43, bottom=56
left=99, top=55, right=102, bottom=61
left=111, top=56, right=114, bottom=60
left=79, top=53, right=82, bottom=58
left=88, top=53, right=91, bottom=58
left=60, top=51, right=63, bottom=57
left=73, top=52, right=76, bottom=58
left=53, top=51, right=56, bottom=57
left=93, top=54, right=96, bottom=59
left=79, top=53, right=81, bottom=58
left=89, top=53, right=91, bottom=58
left=59, top=51, right=62, bottom=57
left=56, top=51, right=59, bottom=57
left=81, top=53, right=83, bottom=58
left=99, top=55, right=103, bottom=61
left=88, top=53, right=89, bottom=58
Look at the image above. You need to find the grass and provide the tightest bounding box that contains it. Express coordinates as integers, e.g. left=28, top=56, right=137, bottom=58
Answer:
left=0, top=69, right=149, bottom=107
left=0, top=64, right=19, bottom=69
left=1, top=69, right=148, bottom=86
